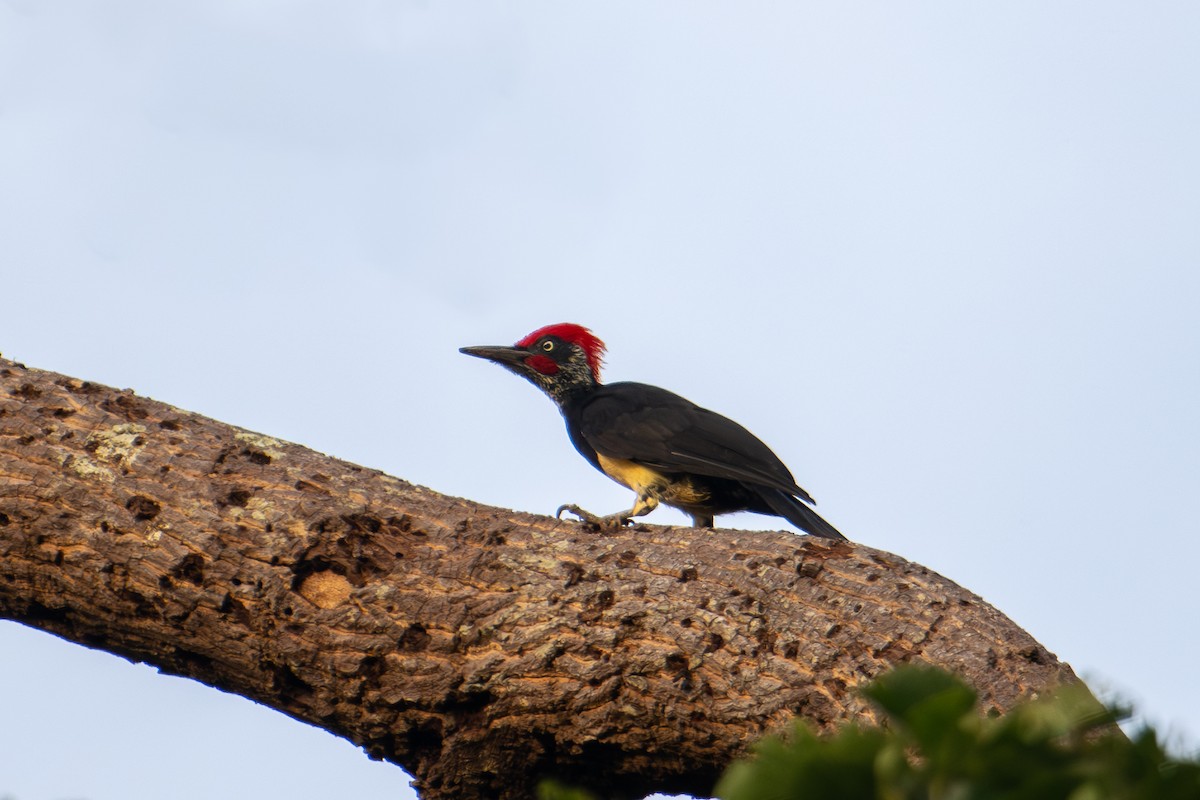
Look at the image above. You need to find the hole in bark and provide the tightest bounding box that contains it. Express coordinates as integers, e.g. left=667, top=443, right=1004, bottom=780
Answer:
left=117, top=587, right=153, bottom=613
left=563, top=562, right=585, bottom=588
left=1019, top=645, right=1048, bottom=664
left=271, top=664, right=312, bottom=701
left=664, top=652, right=688, bottom=673
left=13, top=383, right=42, bottom=399
left=589, top=589, right=615, bottom=611
left=678, top=566, right=697, bottom=583
left=344, top=513, right=382, bottom=533
left=704, top=633, right=725, bottom=654
left=220, top=594, right=252, bottom=626
left=399, top=623, right=431, bottom=652
left=125, top=495, right=161, bottom=521
left=0, top=512, right=9, bottom=526
left=99, top=394, right=149, bottom=419
left=22, top=600, right=68, bottom=625
left=171, top=553, right=205, bottom=586
left=244, top=449, right=272, bottom=465
left=224, top=489, right=253, bottom=507
left=358, top=656, right=385, bottom=680
left=797, top=560, right=823, bottom=578
left=407, top=719, right=444, bottom=764
left=444, top=687, right=494, bottom=716
left=158, top=419, right=181, bottom=430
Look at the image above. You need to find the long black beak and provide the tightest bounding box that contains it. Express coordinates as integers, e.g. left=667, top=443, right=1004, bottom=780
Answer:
left=459, top=344, right=530, bottom=368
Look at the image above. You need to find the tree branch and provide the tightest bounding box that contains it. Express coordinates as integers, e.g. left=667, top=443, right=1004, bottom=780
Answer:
left=0, top=358, right=1076, bottom=799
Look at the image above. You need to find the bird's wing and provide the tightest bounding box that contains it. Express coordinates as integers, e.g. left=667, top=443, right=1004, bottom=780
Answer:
left=577, top=382, right=816, bottom=503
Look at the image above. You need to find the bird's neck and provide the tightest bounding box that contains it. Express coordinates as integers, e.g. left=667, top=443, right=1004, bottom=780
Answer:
left=545, top=377, right=600, bottom=409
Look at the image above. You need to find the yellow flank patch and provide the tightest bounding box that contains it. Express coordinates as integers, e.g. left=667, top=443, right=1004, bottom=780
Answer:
left=596, top=454, right=666, bottom=494
left=665, top=479, right=711, bottom=507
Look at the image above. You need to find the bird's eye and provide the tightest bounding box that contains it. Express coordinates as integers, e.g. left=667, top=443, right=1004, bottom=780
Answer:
left=541, top=340, right=555, bottom=352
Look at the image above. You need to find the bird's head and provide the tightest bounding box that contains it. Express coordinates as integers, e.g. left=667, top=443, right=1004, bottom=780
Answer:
left=460, top=323, right=607, bottom=402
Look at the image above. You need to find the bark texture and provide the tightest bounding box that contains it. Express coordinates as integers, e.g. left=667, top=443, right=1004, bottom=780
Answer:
left=0, top=358, right=1077, bottom=799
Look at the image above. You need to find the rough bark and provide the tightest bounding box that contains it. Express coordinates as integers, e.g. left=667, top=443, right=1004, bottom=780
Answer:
left=0, top=357, right=1076, bottom=800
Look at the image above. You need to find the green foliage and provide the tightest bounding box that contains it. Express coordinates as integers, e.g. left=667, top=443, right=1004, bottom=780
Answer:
left=715, top=665, right=1200, bottom=800
left=537, top=778, right=599, bottom=800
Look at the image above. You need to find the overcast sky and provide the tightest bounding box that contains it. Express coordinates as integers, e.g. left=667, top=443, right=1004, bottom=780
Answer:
left=2, top=3, right=1199, bottom=799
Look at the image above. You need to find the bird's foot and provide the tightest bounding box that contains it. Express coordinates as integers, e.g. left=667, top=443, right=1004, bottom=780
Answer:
left=556, top=504, right=630, bottom=531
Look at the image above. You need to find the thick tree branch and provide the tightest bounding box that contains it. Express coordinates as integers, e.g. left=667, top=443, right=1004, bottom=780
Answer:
left=0, top=358, right=1076, bottom=799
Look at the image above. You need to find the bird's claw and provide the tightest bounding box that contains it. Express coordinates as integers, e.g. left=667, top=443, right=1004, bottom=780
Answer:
left=556, top=504, right=630, bottom=531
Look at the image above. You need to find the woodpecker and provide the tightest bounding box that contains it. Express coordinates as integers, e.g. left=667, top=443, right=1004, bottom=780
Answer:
left=460, top=323, right=847, bottom=540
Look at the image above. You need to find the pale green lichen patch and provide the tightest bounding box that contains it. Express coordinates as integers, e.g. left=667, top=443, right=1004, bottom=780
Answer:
left=235, top=431, right=285, bottom=460
left=88, top=423, right=147, bottom=465
left=67, top=455, right=115, bottom=482
left=227, top=496, right=276, bottom=523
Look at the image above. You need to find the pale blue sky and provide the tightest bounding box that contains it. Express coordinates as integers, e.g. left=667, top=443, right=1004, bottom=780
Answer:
left=2, top=3, right=1199, bottom=799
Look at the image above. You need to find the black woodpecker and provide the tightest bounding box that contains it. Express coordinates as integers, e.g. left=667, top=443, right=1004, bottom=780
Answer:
left=460, top=323, right=847, bottom=540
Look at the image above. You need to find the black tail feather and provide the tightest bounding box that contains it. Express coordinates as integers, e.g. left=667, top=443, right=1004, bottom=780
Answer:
left=758, top=488, right=848, bottom=541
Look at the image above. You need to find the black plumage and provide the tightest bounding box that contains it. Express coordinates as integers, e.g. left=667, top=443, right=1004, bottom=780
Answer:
left=563, top=382, right=845, bottom=539
left=460, top=323, right=847, bottom=540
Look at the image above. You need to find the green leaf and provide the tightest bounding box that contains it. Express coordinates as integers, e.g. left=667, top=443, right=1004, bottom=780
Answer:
left=862, top=664, right=978, bottom=749
left=715, top=666, right=1200, bottom=800
left=536, top=778, right=599, bottom=800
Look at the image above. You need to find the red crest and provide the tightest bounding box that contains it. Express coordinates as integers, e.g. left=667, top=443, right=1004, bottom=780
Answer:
left=516, top=323, right=606, bottom=381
